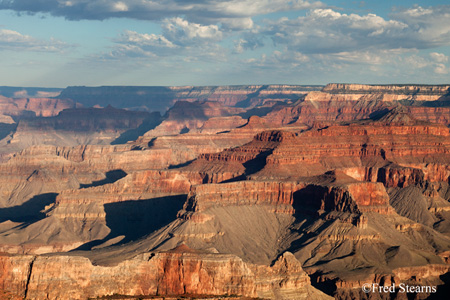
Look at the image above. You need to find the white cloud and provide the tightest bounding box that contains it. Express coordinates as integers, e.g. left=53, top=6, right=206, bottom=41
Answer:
left=162, top=17, right=223, bottom=45
left=0, top=28, right=70, bottom=52
left=249, top=5, right=450, bottom=61
left=221, top=17, right=254, bottom=30
left=391, top=5, right=450, bottom=48
left=117, top=30, right=176, bottom=49
left=214, top=0, right=323, bottom=16
left=430, top=52, right=449, bottom=63
left=112, top=2, right=128, bottom=12
left=101, top=18, right=225, bottom=61
left=395, top=5, right=433, bottom=18
left=434, top=64, right=449, bottom=74
left=264, top=8, right=409, bottom=54
left=103, top=30, right=178, bottom=59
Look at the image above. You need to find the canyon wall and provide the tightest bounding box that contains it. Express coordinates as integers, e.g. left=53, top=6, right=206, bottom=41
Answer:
left=0, top=250, right=331, bottom=300
left=1, top=84, right=450, bottom=299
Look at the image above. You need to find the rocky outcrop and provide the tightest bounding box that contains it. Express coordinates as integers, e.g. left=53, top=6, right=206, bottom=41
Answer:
left=183, top=181, right=302, bottom=213
left=144, top=101, right=243, bottom=137
left=0, top=107, right=162, bottom=156
left=196, top=116, right=247, bottom=134
left=0, top=96, right=75, bottom=118
left=197, top=120, right=450, bottom=182
left=181, top=179, right=392, bottom=217
left=53, top=169, right=203, bottom=207
left=264, top=85, right=450, bottom=126
left=263, top=99, right=389, bottom=126
left=0, top=249, right=331, bottom=300
left=1, top=143, right=192, bottom=178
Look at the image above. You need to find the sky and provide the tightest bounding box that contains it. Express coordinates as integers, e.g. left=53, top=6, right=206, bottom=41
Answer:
left=0, top=0, right=449, bottom=87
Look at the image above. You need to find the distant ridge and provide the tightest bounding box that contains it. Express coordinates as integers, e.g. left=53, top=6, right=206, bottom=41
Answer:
left=323, top=83, right=450, bottom=95
left=0, top=86, right=62, bottom=98
left=57, top=85, right=323, bottom=113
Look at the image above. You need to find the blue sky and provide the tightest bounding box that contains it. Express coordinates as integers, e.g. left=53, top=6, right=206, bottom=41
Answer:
left=0, top=0, right=449, bottom=87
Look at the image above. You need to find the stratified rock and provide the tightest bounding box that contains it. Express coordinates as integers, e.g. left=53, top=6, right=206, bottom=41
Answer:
left=0, top=96, right=75, bottom=118
left=0, top=249, right=331, bottom=300
left=264, top=84, right=450, bottom=126
left=1, top=84, right=450, bottom=300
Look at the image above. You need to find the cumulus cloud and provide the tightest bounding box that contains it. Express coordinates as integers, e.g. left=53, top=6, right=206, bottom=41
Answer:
left=0, top=28, right=70, bottom=52
left=117, top=30, right=176, bottom=49
left=101, top=18, right=225, bottom=60
left=250, top=5, right=450, bottom=59
left=430, top=52, right=449, bottom=63
left=220, top=17, right=254, bottom=30
left=428, top=52, right=450, bottom=74
left=0, top=0, right=324, bottom=24
left=264, top=9, right=409, bottom=54
left=434, top=64, right=449, bottom=74
left=390, top=5, right=450, bottom=48
left=100, top=32, right=169, bottom=60
left=102, top=30, right=177, bottom=59
left=162, top=17, right=223, bottom=46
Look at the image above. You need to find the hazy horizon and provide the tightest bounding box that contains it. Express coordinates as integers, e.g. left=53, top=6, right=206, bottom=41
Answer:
left=2, top=82, right=450, bottom=90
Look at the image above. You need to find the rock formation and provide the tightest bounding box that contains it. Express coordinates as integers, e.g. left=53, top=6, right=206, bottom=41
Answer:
left=0, top=249, right=331, bottom=300
left=0, top=107, right=162, bottom=155
left=0, top=84, right=450, bottom=299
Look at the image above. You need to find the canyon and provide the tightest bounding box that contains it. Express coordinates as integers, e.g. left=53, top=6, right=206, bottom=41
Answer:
left=0, top=84, right=449, bottom=299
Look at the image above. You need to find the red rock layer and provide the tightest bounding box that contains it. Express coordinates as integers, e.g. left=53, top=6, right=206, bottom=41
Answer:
left=0, top=251, right=330, bottom=300
left=263, top=100, right=389, bottom=126
left=195, top=122, right=450, bottom=185
left=265, top=89, right=450, bottom=127
left=182, top=180, right=392, bottom=216
left=266, top=124, right=450, bottom=166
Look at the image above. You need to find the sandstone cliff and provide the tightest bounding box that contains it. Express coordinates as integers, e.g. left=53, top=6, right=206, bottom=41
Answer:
left=0, top=249, right=331, bottom=300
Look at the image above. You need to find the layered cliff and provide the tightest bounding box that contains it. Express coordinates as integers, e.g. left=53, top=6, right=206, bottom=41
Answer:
left=304, top=83, right=450, bottom=106
left=0, top=249, right=331, bottom=300
left=0, top=96, right=75, bottom=118
left=263, top=84, right=450, bottom=127
left=322, top=83, right=450, bottom=96
left=6, top=107, right=161, bottom=149
left=144, top=101, right=243, bottom=137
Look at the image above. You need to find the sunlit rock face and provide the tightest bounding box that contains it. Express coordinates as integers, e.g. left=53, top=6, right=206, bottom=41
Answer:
left=0, top=84, right=450, bottom=299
